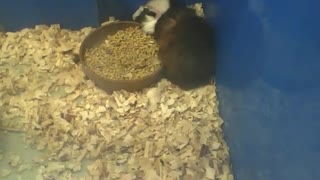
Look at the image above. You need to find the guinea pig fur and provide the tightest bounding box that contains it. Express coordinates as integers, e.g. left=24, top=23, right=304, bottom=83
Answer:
left=132, top=0, right=180, bottom=34
left=154, top=6, right=216, bottom=90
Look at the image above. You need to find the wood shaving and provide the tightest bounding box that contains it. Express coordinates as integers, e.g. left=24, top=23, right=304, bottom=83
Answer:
left=0, top=151, right=35, bottom=178
left=17, top=163, right=32, bottom=173
left=9, top=154, right=22, bottom=167
left=0, top=15, right=233, bottom=180
left=188, top=3, right=205, bottom=17
left=0, top=169, right=11, bottom=177
left=87, top=159, right=104, bottom=178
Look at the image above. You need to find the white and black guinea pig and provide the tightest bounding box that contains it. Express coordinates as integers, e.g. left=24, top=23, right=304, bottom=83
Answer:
left=154, top=6, right=215, bottom=90
left=132, top=0, right=180, bottom=34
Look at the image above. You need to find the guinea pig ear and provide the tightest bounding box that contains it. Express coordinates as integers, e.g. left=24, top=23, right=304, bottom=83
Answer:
left=132, top=6, right=145, bottom=21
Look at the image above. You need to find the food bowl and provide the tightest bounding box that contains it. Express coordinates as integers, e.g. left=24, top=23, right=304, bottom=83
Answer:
left=79, top=21, right=164, bottom=93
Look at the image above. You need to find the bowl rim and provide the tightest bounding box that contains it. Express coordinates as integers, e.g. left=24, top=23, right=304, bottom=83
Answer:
left=79, top=21, right=164, bottom=84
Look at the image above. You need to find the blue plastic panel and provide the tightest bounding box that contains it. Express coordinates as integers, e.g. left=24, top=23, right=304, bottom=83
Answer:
left=212, top=0, right=320, bottom=179
left=96, top=0, right=144, bottom=23
left=0, top=0, right=99, bottom=31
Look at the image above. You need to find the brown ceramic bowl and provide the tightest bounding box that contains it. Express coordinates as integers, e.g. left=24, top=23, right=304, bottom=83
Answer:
left=79, top=21, right=164, bottom=93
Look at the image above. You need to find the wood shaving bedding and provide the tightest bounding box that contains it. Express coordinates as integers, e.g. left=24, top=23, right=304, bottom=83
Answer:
left=0, top=4, right=233, bottom=180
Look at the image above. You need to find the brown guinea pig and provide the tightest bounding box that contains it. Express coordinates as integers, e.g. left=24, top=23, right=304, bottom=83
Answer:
left=154, top=6, right=216, bottom=90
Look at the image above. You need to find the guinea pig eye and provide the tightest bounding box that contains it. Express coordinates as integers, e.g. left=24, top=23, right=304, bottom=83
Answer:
left=143, top=8, right=157, bottom=17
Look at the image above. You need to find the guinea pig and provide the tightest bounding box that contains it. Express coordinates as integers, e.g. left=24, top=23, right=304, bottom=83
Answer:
left=154, top=6, right=216, bottom=90
left=132, top=0, right=180, bottom=34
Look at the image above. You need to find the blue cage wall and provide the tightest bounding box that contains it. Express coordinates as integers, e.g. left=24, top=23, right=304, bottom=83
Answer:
left=0, top=0, right=99, bottom=31
left=1, top=0, right=320, bottom=180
